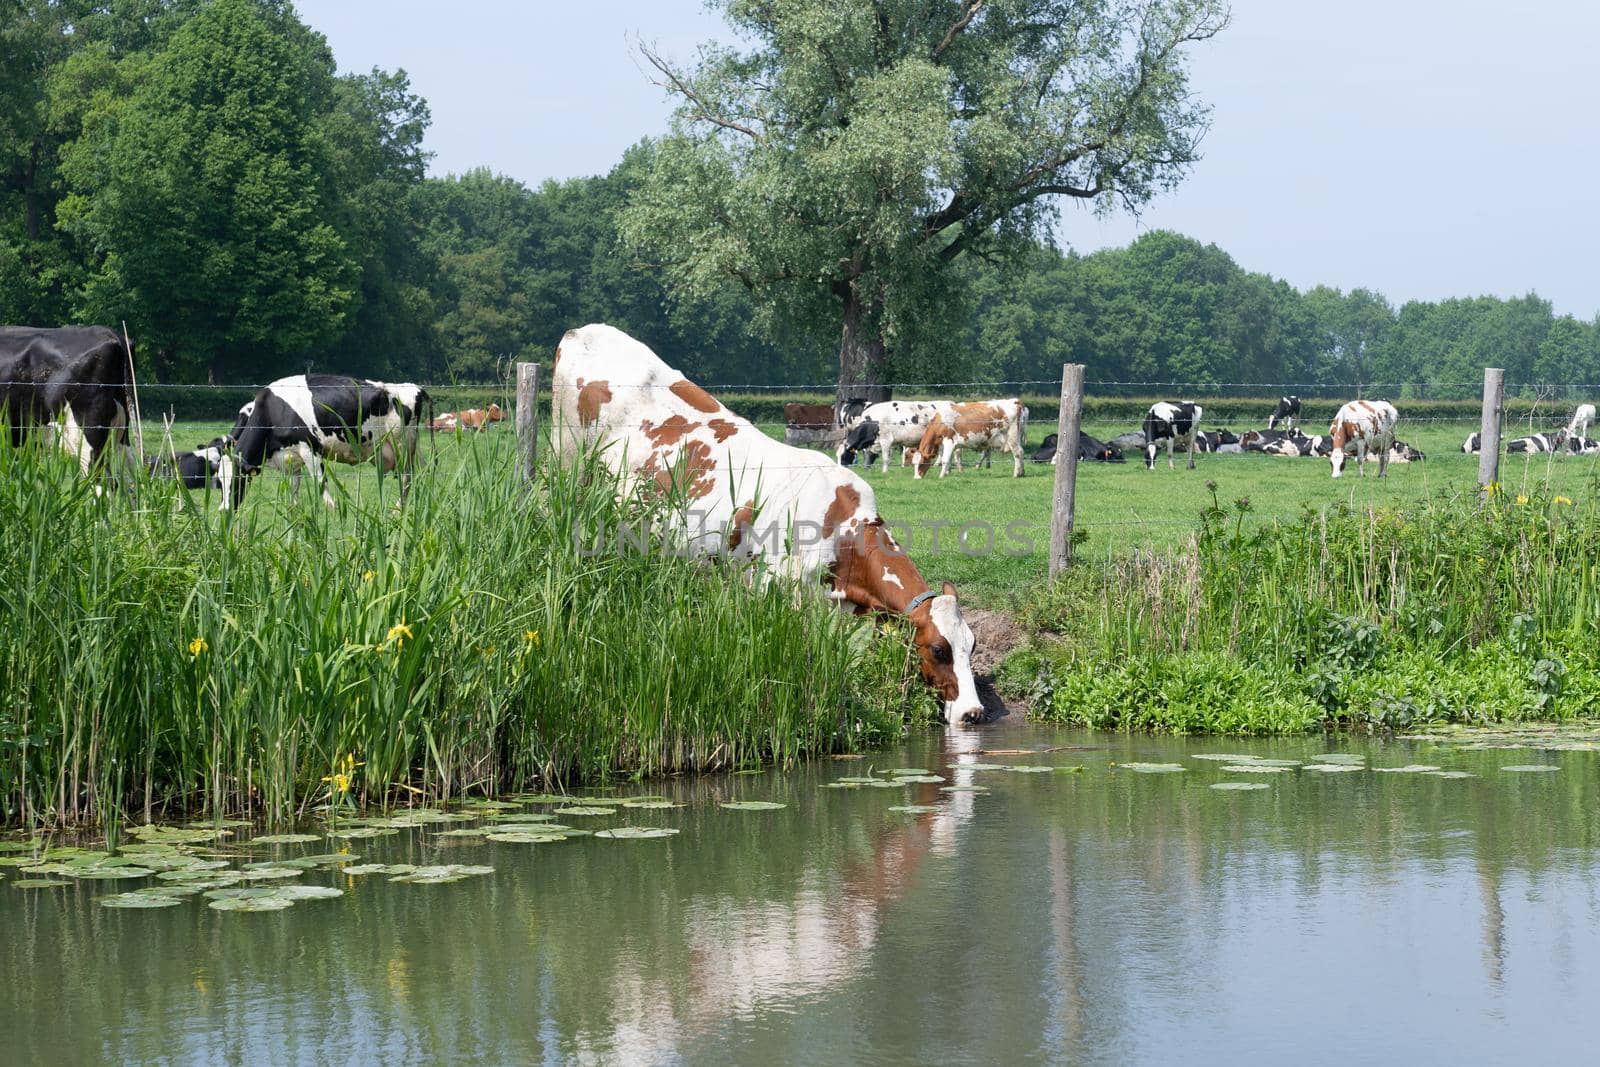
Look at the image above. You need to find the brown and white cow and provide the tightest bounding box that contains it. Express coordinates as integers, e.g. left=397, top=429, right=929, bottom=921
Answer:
left=1328, top=400, right=1399, bottom=478
left=552, top=323, right=984, bottom=724
left=910, top=400, right=1026, bottom=479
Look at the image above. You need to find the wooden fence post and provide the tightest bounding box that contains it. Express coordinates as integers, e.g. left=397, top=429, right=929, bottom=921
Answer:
left=516, top=361, right=540, bottom=481
left=1478, top=367, right=1503, bottom=499
left=1049, top=363, right=1085, bottom=578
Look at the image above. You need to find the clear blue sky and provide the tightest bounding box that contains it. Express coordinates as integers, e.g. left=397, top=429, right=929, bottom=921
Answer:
left=295, top=0, right=1600, bottom=318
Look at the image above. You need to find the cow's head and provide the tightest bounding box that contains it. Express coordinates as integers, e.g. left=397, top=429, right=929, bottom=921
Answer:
left=487, top=403, right=505, bottom=423
left=151, top=438, right=240, bottom=507
left=915, top=585, right=985, bottom=726
left=909, top=582, right=982, bottom=725
left=910, top=419, right=949, bottom=479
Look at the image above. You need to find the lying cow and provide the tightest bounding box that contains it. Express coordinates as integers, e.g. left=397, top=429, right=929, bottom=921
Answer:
left=1565, top=435, right=1600, bottom=454
left=1108, top=430, right=1147, bottom=453
left=180, top=375, right=430, bottom=508
left=1328, top=399, right=1399, bottom=478
left=1, top=325, right=132, bottom=478
left=838, top=400, right=957, bottom=472
left=1387, top=440, right=1425, bottom=463
left=1142, top=401, right=1203, bottom=470
left=1267, top=395, right=1301, bottom=431
left=1195, top=429, right=1242, bottom=454
left=1462, top=432, right=1480, bottom=454
left=551, top=323, right=983, bottom=724
left=1506, top=431, right=1567, bottom=454
left=1031, top=432, right=1123, bottom=464
left=431, top=404, right=504, bottom=433
left=910, top=401, right=1026, bottom=479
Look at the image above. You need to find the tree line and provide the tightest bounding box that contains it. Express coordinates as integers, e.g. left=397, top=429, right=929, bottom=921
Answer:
left=3, top=0, right=1596, bottom=399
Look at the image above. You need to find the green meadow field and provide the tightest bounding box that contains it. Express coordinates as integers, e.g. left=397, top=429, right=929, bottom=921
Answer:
left=153, top=411, right=1600, bottom=609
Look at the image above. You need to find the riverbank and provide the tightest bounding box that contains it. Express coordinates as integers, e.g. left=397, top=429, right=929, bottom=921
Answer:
left=1001, top=483, right=1600, bottom=732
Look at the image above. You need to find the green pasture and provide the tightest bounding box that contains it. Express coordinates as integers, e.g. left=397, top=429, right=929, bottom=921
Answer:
left=151, top=414, right=1600, bottom=610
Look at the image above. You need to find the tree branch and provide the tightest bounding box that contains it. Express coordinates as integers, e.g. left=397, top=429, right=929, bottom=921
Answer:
left=932, top=1, right=986, bottom=61
left=639, top=41, right=765, bottom=143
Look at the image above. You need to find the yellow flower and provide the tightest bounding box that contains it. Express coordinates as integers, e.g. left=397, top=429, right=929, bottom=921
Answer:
left=384, top=621, right=414, bottom=650
left=523, top=630, right=541, bottom=647
left=481, top=646, right=496, bottom=658
left=321, top=753, right=363, bottom=795
left=1484, top=481, right=1501, bottom=496
left=362, top=570, right=375, bottom=583
left=188, top=637, right=208, bottom=658
left=1555, top=495, right=1574, bottom=506
left=1515, top=494, right=1529, bottom=506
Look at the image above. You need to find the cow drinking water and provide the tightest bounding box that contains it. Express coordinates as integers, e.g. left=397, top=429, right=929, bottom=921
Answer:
left=551, top=323, right=984, bottom=725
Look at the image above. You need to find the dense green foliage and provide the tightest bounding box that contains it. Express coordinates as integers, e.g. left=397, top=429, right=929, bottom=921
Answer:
left=1007, top=485, right=1600, bottom=733
left=0, top=432, right=928, bottom=828
left=5, top=1, right=1598, bottom=393
left=621, top=0, right=1228, bottom=398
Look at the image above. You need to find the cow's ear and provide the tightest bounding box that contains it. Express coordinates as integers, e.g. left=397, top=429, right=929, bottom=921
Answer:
left=942, top=581, right=958, bottom=598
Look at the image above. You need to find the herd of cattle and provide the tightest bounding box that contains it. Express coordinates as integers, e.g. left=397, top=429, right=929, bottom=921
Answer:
left=802, top=393, right=1421, bottom=478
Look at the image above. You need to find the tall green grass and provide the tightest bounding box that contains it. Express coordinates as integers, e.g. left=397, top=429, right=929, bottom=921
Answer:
left=0, top=433, right=928, bottom=829
left=1009, top=482, right=1600, bottom=733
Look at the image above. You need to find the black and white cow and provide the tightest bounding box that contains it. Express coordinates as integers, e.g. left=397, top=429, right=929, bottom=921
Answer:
left=1031, top=432, right=1123, bottom=464
left=1195, top=429, right=1242, bottom=453
left=1240, top=428, right=1289, bottom=452
left=1, top=325, right=131, bottom=478
left=837, top=418, right=882, bottom=466
left=1108, top=430, right=1147, bottom=453
left=1462, top=432, right=1480, bottom=454
left=1267, top=395, right=1301, bottom=431
left=1564, top=435, right=1600, bottom=454
left=207, top=375, right=430, bottom=508
left=1142, top=402, right=1203, bottom=470
left=1387, top=440, right=1425, bottom=463
left=1506, top=431, right=1567, bottom=454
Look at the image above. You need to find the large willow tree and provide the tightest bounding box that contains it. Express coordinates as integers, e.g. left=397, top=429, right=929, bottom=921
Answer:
left=623, top=0, right=1229, bottom=398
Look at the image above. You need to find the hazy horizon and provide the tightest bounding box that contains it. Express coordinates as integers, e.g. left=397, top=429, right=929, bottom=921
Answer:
left=294, top=0, right=1600, bottom=319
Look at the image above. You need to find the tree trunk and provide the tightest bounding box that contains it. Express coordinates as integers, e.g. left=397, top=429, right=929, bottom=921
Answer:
left=837, top=282, right=892, bottom=406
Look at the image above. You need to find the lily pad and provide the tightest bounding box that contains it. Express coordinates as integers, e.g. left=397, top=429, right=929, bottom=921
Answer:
left=328, top=827, right=400, bottom=839
left=483, top=812, right=558, bottom=822
left=0, top=841, right=41, bottom=854
left=1303, top=764, right=1365, bottom=773
left=278, top=885, right=343, bottom=901
left=1220, top=765, right=1291, bottom=774
left=956, top=763, right=1009, bottom=771
left=1372, top=765, right=1441, bottom=773
left=99, top=892, right=185, bottom=909
left=235, top=866, right=303, bottom=881
left=719, top=801, right=786, bottom=811
left=885, top=769, right=930, bottom=776
left=1210, top=782, right=1270, bottom=791
left=1189, top=754, right=1261, bottom=762
left=65, top=866, right=157, bottom=881
left=553, top=806, right=616, bottom=817
left=389, top=864, right=494, bottom=884
left=459, top=800, right=522, bottom=811
left=509, top=794, right=573, bottom=804
left=1311, top=754, right=1367, bottom=764
left=593, top=827, right=679, bottom=840
left=821, top=782, right=860, bottom=790
left=434, top=828, right=489, bottom=838
left=1118, top=763, right=1186, bottom=773
left=208, top=895, right=295, bottom=912
left=12, top=878, right=71, bottom=888
left=620, top=799, right=683, bottom=809
left=1426, top=771, right=1477, bottom=779
left=1501, top=765, right=1560, bottom=772
left=887, top=805, right=939, bottom=814
left=0, top=856, right=45, bottom=867
left=893, top=775, right=946, bottom=784
left=250, top=833, right=321, bottom=845
left=485, top=831, right=569, bottom=844
left=835, top=777, right=880, bottom=784
left=341, top=864, right=414, bottom=876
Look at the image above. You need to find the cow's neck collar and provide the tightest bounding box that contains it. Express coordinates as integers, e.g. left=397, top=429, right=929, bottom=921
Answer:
left=904, top=589, right=937, bottom=615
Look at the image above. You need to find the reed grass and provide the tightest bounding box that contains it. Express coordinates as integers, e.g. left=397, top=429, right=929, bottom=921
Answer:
left=0, top=433, right=928, bottom=829
left=1010, top=481, right=1600, bottom=732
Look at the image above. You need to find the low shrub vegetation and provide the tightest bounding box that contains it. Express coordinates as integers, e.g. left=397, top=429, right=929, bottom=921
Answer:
left=0, top=433, right=931, bottom=829
left=1010, top=482, right=1600, bottom=733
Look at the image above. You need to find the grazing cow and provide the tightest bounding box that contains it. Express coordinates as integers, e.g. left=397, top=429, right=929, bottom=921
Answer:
left=1328, top=400, right=1399, bottom=477
left=910, top=401, right=1026, bottom=479
left=837, top=418, right=883, bottom=466
left=1142, top=402, right=1203, bottom=470
left=838, top=400, right=957, bottom=472
left=1462, top=432, right=1480, bottom=454
left=1566, top=403, right=1596, bottom=440
left=1506, top=431, right=1567, bottom=454
left=1267, top=395, right=1301, bottom=431
left=551, top=323, right=984, bottom=724
left=0, top=325, right=132, bottom=477
left=215, top=375, right=430, bottom=508
left=150, top=438, right=236, bottom=507
left=1031, top=432, right=1123, bottom=464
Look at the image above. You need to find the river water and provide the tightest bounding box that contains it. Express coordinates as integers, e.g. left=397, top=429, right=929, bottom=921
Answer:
left=4, top=724, right=1599, bottom=1065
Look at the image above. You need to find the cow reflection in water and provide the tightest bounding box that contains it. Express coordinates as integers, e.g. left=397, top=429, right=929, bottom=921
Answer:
left=566, top=731, right=989, bottom=1058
